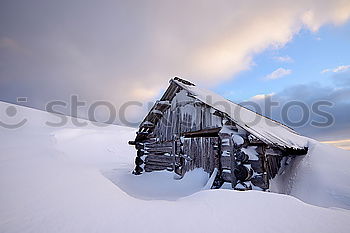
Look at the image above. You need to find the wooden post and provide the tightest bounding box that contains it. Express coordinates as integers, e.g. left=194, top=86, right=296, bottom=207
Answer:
left=229, top=137, right=237, bottom=188
left=172, top=135, right=177, bottom=172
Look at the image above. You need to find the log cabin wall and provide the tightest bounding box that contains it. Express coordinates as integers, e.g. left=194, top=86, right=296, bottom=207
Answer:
left=216, top=118, right=278, bottom=190
left=152, top=90, right=222, bottom=142
left=132, top=81, right=289, bottom=190
left=181, top=137, right=219, bottom=174
left=135, top=88, right=223, bottom=177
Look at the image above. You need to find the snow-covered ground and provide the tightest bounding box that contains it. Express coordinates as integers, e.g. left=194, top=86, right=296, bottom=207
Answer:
left=1, top=101, right=350, bottom=233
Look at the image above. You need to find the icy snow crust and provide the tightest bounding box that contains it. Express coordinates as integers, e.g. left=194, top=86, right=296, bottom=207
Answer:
left=174, top=80, right=309, bottom=150
left=1, top=101, right=350, bottom=233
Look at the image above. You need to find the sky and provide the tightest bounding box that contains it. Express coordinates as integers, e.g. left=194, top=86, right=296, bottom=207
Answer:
left=215, top=23, right=350, bottom=101
left=0, top=0, right=350, bottom=148
left=213, top=21, right=350, bottom=147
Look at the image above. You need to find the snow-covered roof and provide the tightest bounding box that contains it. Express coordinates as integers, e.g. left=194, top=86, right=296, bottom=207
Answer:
left=172, top=78, right=308, bottom=151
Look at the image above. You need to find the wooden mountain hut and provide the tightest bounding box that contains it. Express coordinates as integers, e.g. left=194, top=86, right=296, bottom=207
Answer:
left=129, top=77, right=308, bottom=190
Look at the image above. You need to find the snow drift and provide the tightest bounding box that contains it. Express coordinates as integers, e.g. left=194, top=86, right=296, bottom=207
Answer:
left=0, top=101, right=350, bottom=233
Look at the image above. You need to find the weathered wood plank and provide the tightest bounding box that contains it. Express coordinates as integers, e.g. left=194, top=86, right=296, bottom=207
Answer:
left=145, top=142, right=182, bottom=151
left=145, top=147, right=173, bottom=153
left=144, top=141, right=172, bottom=148
left=230, top=137, right=237, bottom=188
left=172, top=137, right=176, bottom=171
left=266, top=155, right=281, bottom=179
left=209, top=137, right=217, bottom=173
left=144, top=164, right=173, bottom=172
left=182, top=127, right=220, bottom=138
left=155, top=100, right=171, bottom=107
left=142, top=138, right=158, bottom=144
left=145, top=160, right=173, bottom=167
left=145, top=154, right=180, bottom=163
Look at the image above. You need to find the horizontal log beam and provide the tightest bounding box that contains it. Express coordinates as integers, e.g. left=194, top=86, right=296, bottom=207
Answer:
left=182, top=127, right=221, bottom=138
left=144, top=141, right=173, bottom=148
left=145, top=154, right=180, bottom=163
left=145, top=147, right=173, bottom=153
left=144, top=164, right=173, bottom=172
left=145, top=160, right=173, bottom=167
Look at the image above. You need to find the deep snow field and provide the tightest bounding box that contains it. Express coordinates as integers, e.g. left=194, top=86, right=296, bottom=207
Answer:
left=1, top=101, right=350, bottom=233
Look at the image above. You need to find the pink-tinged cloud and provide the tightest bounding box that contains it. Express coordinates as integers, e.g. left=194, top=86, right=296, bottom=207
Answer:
left=1, top=0, right=350, bottom=124
left=322, top=65, right=350, bottom=73
left=264, top=68, right=292, bottom=80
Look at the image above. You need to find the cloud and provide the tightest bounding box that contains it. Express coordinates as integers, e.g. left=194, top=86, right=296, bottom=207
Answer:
left=321, top=139, right=350, bottom=150
left=1, top=0, right=350, bottom=124
left=274, top=56, right=294, bottom=63
left=251, top=93, right=275, bottom=101
left=248, top=71, right=350, bottom=141
left=334, top=65, right=350, bottom=72
left=264, top=68, right=292, bottom=80
left=321, top=69, right=331, bottom=73
left=321, top=65, right=350, bottom=73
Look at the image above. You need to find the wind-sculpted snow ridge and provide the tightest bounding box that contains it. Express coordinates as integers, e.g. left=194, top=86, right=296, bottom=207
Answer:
left=0, top=101, right=350, bottom=233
